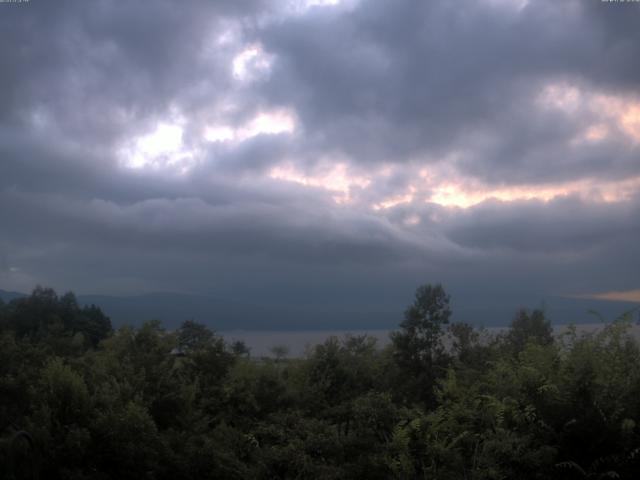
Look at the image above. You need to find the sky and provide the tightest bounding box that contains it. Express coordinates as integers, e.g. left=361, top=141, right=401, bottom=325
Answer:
left=1, top=0, right=639, bottom=325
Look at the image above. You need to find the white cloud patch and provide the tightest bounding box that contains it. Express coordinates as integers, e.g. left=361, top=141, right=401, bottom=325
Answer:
left=204, top=108, right=297, bottom=143
left=232, top=44, right=273, bottom=82
left=120, top=122, right=196, bottom=172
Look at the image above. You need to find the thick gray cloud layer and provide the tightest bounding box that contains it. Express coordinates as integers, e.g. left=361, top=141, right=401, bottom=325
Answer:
left=1, top=0, right=639, bottom=322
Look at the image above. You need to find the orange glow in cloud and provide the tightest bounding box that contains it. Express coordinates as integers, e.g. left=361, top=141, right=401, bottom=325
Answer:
left=403, top=214, right=421, bottom=226
left=268, top=155, right=640, bottom=211
left=574, top=123, right=609, bottom=144
left=269, top=162, right=370, bottom=203
left=572, top=289, right=640, bottom=303
left=426, top=176, right=640, bottom=209
left=539, top=82, right=640, bottom=143
left=593, top=94, right=640, bottom=142
left=426, top=180, right=570, bottom=208
left=372, top=186, right=416, bottom=210
left=621, top=104, right=640, bottom=141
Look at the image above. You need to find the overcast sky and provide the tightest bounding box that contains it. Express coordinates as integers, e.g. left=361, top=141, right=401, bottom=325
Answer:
left=1, top=0, right=639, bottom=320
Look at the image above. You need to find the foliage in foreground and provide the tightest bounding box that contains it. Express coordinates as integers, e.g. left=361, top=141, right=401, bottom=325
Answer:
left=1, top=285, right=639, bottom=479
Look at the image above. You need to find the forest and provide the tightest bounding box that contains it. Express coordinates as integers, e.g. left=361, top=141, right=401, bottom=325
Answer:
left=1, top=285, right=639, bottom=479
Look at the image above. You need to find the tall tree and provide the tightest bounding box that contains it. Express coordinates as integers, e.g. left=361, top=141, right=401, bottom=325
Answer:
left=391, top=284, right=452, bottom=407
left=506, top=308, right=553, bottom=354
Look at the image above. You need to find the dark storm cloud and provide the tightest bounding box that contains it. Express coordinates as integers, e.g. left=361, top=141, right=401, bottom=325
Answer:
left=0, top=0, right=265, bottom=147
left=1, top=0, right=639, bottom=318
left=257, top=0, right=640, bottom=181
left=580, top=0, right=640, bottom=91
left=452, top=123, right=640, bottom=185
left=0, top=188, right=416, bottom=264
left=445, top=194, right=640, bottom=254
left=205, top=133, right=297, bottom=174
left=0, top=249, right=8, bottom=273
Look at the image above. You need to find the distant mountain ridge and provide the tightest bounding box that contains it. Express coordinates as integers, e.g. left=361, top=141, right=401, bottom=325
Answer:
left=0, top=288, right=399, bottom=331
left=0, top=289, right=26, bottom=302
left=1, top=288, right=637, bottom=331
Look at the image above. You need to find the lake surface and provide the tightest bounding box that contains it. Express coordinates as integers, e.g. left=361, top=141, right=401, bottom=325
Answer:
left=221, top=322, right=640, bottom=357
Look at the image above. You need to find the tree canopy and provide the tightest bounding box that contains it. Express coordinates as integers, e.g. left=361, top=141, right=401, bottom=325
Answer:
left=1, top=284, right=639, bottom=479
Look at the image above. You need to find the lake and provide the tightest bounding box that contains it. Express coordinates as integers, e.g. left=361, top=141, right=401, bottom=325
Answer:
left=221, top=322, right=640, bottom=357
